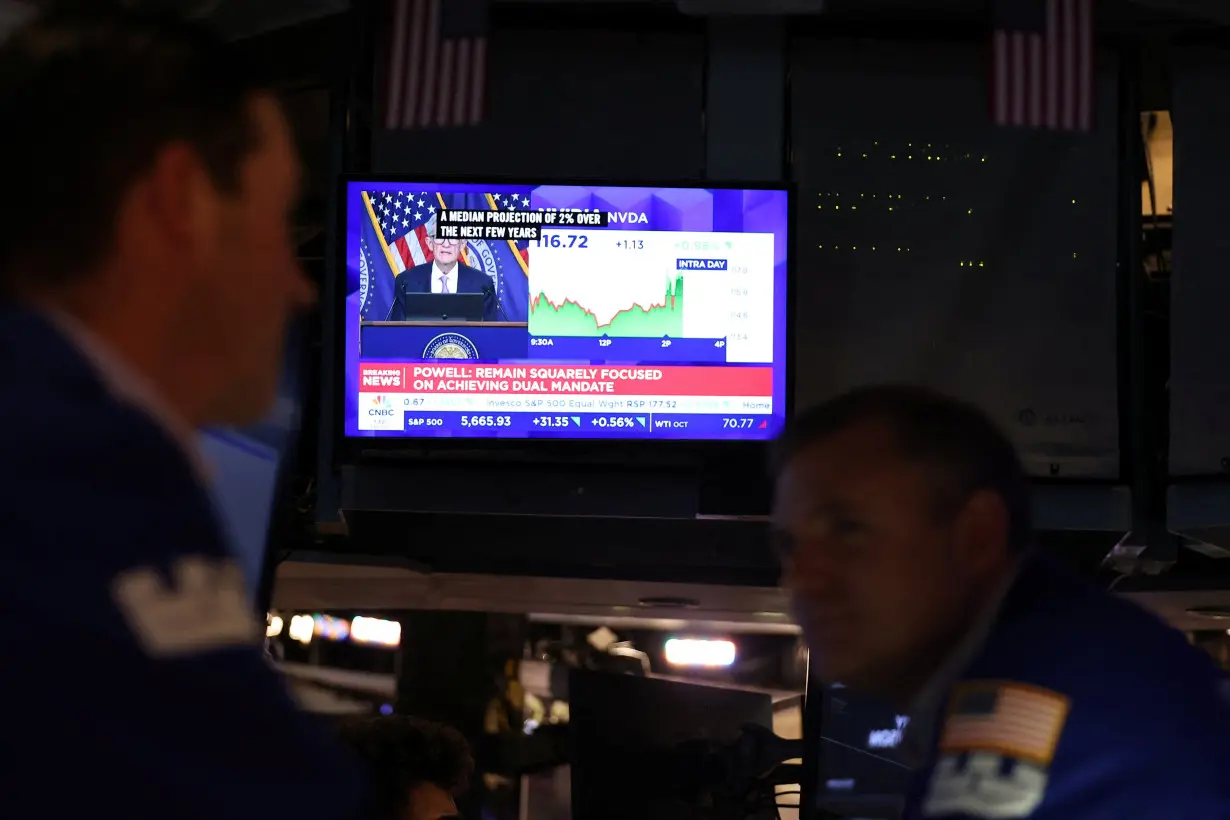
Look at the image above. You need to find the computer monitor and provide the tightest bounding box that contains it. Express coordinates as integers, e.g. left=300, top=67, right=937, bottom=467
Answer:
left=807, top=682, right=910, bottom=820
left=402, top=292, right=486, bottom=322
left=198, top=430, right=283, bottom=602
left=199, top=318, right=311, bottom=613
left=568, top=670, right=774, bottom=820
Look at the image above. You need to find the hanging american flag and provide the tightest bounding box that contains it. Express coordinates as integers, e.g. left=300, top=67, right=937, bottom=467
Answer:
left=990, top=0, right=1094, bottom=132
left=383, top=0, right=489, bottom=130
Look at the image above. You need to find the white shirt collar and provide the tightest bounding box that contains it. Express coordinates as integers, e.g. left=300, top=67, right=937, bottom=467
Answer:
left=45, top=309, right=210, bottom=482
left=432, top=261, right=458, bottom=292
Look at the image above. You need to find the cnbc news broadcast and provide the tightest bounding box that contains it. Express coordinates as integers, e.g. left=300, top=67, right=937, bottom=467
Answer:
left=342, top=179, right=790, bottom=441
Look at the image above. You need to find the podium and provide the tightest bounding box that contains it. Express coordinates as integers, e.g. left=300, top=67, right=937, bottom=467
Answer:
left=360, top=321, right=529, bottom=360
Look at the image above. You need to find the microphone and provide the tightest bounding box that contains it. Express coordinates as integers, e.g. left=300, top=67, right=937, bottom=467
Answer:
left=482, top=281, right=510, bottom=322
left=384, top=277, right=400, bottom=321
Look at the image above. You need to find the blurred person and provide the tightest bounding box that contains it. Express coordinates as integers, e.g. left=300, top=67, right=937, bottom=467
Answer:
left=0, top=6, right=377, bottom=819
left=337, top=716, right=473, bottom=820
left=771, top=385, right=1230, bottom=819
left=388, top=218, right=495, bottom=321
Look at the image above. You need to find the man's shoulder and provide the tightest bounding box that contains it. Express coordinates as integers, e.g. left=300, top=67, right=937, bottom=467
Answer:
left=1007, top=558, right=1199, bottom=655
left=2, top=362, right=185, bottom=472
left=0, top=305, right=214, bottom=516
left=395, top=263, right=430, bottom=286
left=987, top=562, right=1215, bottom=686
left=2, top=387, right=229, bottom=642
left=969, top=565, right=1230, bottom=755
left=2, top=351, right=221, bottom=553
left=459, top=262, right=487, bottom=282
left=920, top=587, right=1230, bottom=817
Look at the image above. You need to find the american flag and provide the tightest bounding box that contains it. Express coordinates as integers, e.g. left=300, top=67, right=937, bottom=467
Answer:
left=939, top=682, right=1071, bottom=767
left=383, top=0, right=489, bottom=130
left=369, top=189, right=443, bottom=273
left=990, top=0, right=1094, bottom=131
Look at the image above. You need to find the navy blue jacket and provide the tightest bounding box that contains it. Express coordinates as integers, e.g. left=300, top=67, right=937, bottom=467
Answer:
left=906, top=554, right=1230, bottom=819
left=0, top=306, right=373, bottom=818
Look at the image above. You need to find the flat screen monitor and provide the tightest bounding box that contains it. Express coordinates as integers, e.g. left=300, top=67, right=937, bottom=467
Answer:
left=569, top=670, right=774, bottom=820
left=199, top=320, right=308, bottom=610
left=403, top=292, right=485, bottom=322
left=341, top=178, right=791, bottom=442
left=816, top=682, right=911, bottom=817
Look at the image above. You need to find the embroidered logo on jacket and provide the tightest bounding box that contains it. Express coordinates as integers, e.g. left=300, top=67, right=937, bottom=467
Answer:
left=112, top=556, right=259, bottom=656
left=922, top=680, right=1070, bottom=818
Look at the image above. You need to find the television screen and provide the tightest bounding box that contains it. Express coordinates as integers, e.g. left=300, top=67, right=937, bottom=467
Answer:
left=341, top=179, right=790, bottom=441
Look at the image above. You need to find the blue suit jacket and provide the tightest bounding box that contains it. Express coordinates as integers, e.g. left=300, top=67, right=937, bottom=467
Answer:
left=388, top=261, right=495, bottom=321
left=0, top=307, right=374, bottom=819
left=905, top=554, right=1230, bottom=819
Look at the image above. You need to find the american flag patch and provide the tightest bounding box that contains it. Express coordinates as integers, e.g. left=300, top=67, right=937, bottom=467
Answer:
left=938, top=681, right=1070, bottom=767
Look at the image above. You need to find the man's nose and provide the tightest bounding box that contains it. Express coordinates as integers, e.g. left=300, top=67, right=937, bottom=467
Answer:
left=784, top=541, right=838, bottom=593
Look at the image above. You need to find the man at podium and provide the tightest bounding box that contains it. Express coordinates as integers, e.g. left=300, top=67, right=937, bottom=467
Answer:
left=388, top=225, right=495, bottom=321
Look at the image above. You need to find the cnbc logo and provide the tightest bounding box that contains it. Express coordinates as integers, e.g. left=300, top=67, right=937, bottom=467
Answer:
left=367, top=394, right=398, bottom=422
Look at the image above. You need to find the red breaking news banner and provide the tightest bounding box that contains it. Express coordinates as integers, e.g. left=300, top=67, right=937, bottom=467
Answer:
left=359, top=363, right=773, bottom=396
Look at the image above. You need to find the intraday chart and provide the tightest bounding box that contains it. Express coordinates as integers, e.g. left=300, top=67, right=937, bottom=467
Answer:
left=527, top=229, right=776, bottom=364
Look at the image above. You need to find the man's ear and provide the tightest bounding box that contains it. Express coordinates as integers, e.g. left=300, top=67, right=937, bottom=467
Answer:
left=953, top=488, right=1011, bottom=571
left=140, top=141, right=220, bottom=255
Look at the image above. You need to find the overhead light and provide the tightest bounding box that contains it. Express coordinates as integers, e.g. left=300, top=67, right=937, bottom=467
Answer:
left=288, top=614, right=314, bottom=645
left=313, top=614, right=351, bottom=642
left=351, top=616, right=402, bottom=648
left=665, top=638, right=736, bottom=667
left=266, top=614, right=284, bottom=638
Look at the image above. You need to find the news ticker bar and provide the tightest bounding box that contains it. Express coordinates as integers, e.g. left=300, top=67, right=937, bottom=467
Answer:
left=436, top=208, right=609, bottom=242
left=359, top=363, right=772, bottom=397
left=391, top=411, right=775, bottom=436
left=358, top=393, right=775, bottom=419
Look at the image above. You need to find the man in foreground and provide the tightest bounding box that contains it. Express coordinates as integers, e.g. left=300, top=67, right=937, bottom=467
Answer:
left=338, top=716, right=473, bottom=820
left=0, top=7, right=373, bottom=818
left=772, top=385, right=1230, bottom=818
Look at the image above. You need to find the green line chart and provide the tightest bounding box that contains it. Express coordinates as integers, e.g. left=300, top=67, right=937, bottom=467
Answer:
left=528, top=275, right=684, bottom=338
